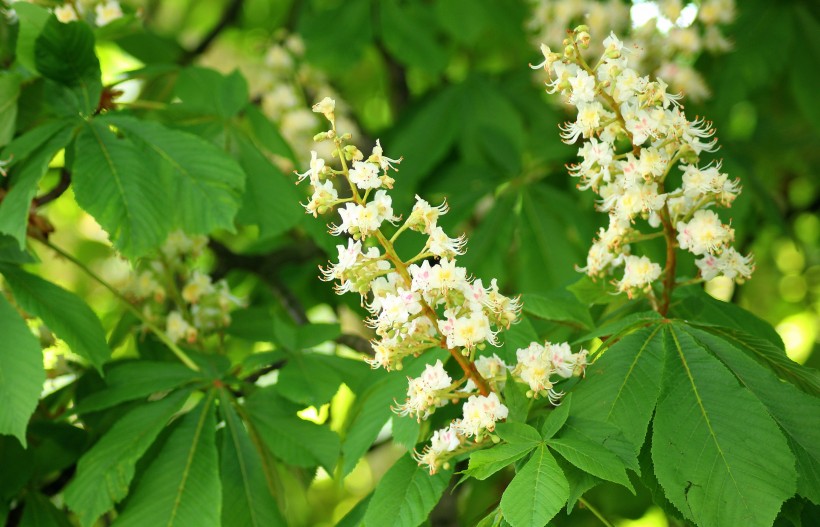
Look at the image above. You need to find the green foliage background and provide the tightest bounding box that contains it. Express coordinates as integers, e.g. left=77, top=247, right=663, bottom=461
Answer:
left=0, top=0, right=818, bottom=526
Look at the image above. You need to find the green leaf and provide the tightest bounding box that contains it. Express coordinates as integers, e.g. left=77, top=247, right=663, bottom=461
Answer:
left=103, top=115, right=245, bottom=236
left=0, top=73, right=21, bottom=147
left=244, top=104, right=296, bottom=162
left=71, top=120, right=170, bottom=258
left=233, top=132, right=302, bottom=238
left=113, top=393, right=221, bottom=527
left=462, top=442, right=537, bottom=481
left=0, top=264, right=110, bottom=372
left=686, top=327, right=820, bottom=504
left=561, top=417, right=639, bottom=474
left=379, top=0, right=447, bottom=73
left=567, top=275, right=620, bottom=305
left=174, top=67, right=248, bottom=120
left=0, top=119, right=76, bottom=248
left=391, top=414, right=420, bottom=450
left=34, top=17, right=101, bottom=115
left=277, top=351, right=342, bottom=407
left=458, top=192, right=517, bottom=284
left=64, top=390, right=189, bottom=527
left=555, top=456, right=601, bottom=512
left=0, top=294, right=44, bottom=447
left=522, top=290, right=593, bottom=330
left=336, top=492, right=372, bottom=527
left=517, top=186, right=586, bottom=293
left=698, top=325, right=820, bottom=397
left=540, top=393, right=571, bottom=439
left=244, top=386, right=339, bottom=472
left=576, top=311, right=660, bottom=343
left=74, top=361, right=201, bottom=414
left=0, top=234, right=37, bottom=264
left=495, top=422, right=541, bottom=445
left=571, top=324, right=664, bottom=454
left=218, top=391, right=286, bottom=527
left=20, top=492, right=71, bottom=527
left=363, top=453, right=451, bottom=527
left=500, top=444, right=568, bottom=527
left=652, top=324, right=797, bottom=527
left=547, top=435, right=633, bottom=493
left=502, top=371, right=530, bottom=423
left=13, top=3, right=50, bottom=74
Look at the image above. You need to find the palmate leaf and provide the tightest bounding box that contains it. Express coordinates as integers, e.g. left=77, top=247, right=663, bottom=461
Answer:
left=218, top=391, right=286, bottom=527
left=103, top=115, right=245, bottom=236
left=71, top=120, right=170, bottom=258
left=652, top=324, right=796, bottom=527
left=462, top=442, right=537, bottom=481
left=0, top=264, right=110, bottom=372
left=570, top=324, right=665, bottom=454
left=686, top=327, right=820, bottom=504
left=363, top=453, right=451, bottom=527
left=63, top=390, right=189, bottom=527
left=0, top=295, right=44, bottom=447
left=500, top=444, right=568, bottom=527
left=113, top=392, right=221, bottom=527
left=547, top=435, right=634, bottom=493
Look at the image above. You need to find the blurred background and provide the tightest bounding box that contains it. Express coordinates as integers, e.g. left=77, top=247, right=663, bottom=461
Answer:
left=24, top=0, right=820, bottom=525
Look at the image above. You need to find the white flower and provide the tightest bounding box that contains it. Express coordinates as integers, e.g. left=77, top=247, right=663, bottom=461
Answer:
left=394, top=360, right=453, bottom=420
left=295, top=151, right=325, bottom=184
left=95, top=1, right=123, bottom=27
left=677, top=209, right=733, bottom=255
left=408, top=196, right=448, bottom=234
left=166, top=311, right=195, bottom=344
left=312, top=97, right=336, bottom=121
left=182, top=271, right=214, bottom=304
left=370, top=140, right=402, bottom=171
left=428, top=226, right=466, bottom=258
left=456, top=393, right=508, bottom=438
left=54, top=4, right=79, bottom=23
left=348, top=161, right=381, bottom=190
left=616, top=255, right=661, bottom=295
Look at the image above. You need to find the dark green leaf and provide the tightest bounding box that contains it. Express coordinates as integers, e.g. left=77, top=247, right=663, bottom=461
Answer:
left=174, top=67, right=248, bottom=120
left=522, top=290, right=593, bottom=330
left=379, top=0, right=447, bottom=73
left=233, top=133, right=302, bottom=238
left=74, top=361, right=201, bottom=414
left=540, top=393, right=571, bottom=439
left=391, top=414, right=420, bottom=450
left=463, top=442, right=537, bottom=481
left=1, top=264, right=110, bottom=372
left=652, top=324, right=796, bottom=527
left=277, top=351, right=342, bottom=407
left=0, top=73, right=21, bottom=146
left=19, top=492, right=71, bottom=527
left=71, top=120, right=170, bottom=258
left=500, top=444, right=568, bottom=527
left=363, top=453, right=451, bottom=527
left=571, top=324, right=665, bottom=454
left=244, top=104, right=296, bottom=162
left=103, top=115, right=245, bottom=236
left=495, top=422, right=541, bottom=445
left=567, top=275, right=620, bottom=305
left=245, top=386, right=339, bottom=472
left=547, top=435, right=633, bottom=492
left=686, top=327, right=820, bottom=504
left=34, top=17, right=101, bottom=115
left=113, top=393, right=221, bottom=527
left=64, top=390, right=189, bottom=527
left=0, top=294, right=44, bottom=447
left=218, top=391, right=286, bottom=527
left=0, top=119, right=76, bottom=248
left=502, top=371, right=530, bottom=423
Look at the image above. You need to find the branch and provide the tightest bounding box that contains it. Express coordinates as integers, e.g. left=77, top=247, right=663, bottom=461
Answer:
left=33, top=168, right=71, bottom=208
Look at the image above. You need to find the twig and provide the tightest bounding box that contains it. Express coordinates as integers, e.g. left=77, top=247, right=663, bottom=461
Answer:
left=33, top=168, right=71, bottom=207
left=579, top=496, right=615, bottom=527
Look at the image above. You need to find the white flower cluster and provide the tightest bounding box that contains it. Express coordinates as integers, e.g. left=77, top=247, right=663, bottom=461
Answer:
left=298, top=99, right=588, bottom=474
left=257, top=34, right=360, bottom=171
left=527, top=0, right=736, bottom=101
left=116, top=231, right=243, bottom=344
left=54, top=1, right=123, bottom=27
left=535, top=28, right=753, bottom=301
